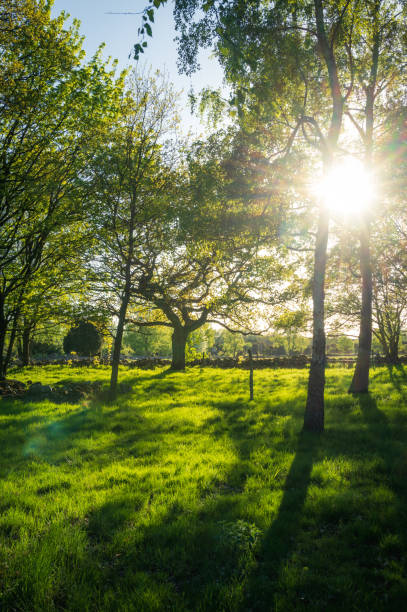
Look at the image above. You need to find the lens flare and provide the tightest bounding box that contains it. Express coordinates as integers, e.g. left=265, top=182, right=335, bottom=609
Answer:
left=314, top=158, right=375, bottom=215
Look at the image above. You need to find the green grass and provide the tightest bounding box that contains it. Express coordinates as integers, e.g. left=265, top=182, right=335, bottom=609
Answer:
left=1, top=364, right=407, bottom=611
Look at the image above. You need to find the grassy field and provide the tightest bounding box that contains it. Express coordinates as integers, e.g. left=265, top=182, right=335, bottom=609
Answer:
left=1, top=364, right=407, bottom=611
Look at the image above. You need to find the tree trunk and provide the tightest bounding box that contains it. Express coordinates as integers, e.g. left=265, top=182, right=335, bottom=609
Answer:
left=0, top=323, right=7, bottom=381
left=350, top=10, right=378, bottom=391
left=388, top=339, right=399, bottom=364
left=0, top=294, right=7, bottom=380
left=303, top=206, right=329, bottom=433
left=303, top=0, right=344, bottom=433
left=109, top=295, right=130, bottom=400
left=171, top=327, right=188, bottom=371
left=2, top=312, right=19, bottom=381
left=384, top=331, right=400, bottom=364
left=349, top=223, right=372, bottom=392
left=21, top=325, right=31, bottom=366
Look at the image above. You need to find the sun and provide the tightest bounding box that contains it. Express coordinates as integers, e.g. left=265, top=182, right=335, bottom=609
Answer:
left=314, top=158, right=376, bottom=215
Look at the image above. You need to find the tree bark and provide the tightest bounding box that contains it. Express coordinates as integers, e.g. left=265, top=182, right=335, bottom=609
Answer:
left=0, top=291, right=8, bottom=380
left=171, top=326, right=188, bottom=371
left=303, top=0, right=345, bottom=433
left=349, top=222, right=372, bottom=392
left=0, top=309, right=19, bottom=380
left=381, top=331, right=400, bottom=364
left=388, top=339, right=399, bottom=364
left=349, top=9, right=379, bottom=391
left=21, top=324, right=31, bottom=366
left=0, top=313, right=7, bottom=380
left=303, top=206, right=329, bottom=433
left=109, top=295, right=130, bottom=400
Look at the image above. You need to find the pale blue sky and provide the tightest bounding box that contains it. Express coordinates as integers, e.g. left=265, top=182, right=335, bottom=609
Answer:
left=52, top=0, right=224, bottom=133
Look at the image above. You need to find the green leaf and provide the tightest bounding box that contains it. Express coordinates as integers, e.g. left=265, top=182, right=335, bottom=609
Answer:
left=203, top=1, right=214, bottom=12
left=145, top=23, right=152, bottom=37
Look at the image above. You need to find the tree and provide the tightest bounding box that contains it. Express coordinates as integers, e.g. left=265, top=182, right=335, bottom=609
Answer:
left=346, top=1, right=407, bottom=392
left=151, top=0, right=356, bottom=432
left=274, top=311, right=308, bottom=356
left=63, top=321, right=102, bottom=357
left=327, top=214, right=407, bottom=365
left=87, top=70, right=179, bottom=398
left=186, top=325, right=215, bottom=359
left=372, top=231, right=407, bottom=363
left=14, top=222, right=94, bottom=365
left=124, top=133, right=293, bottom=372
left=0, top=0, right=122, bottom=379
left=124, top=326, right=172, bottom=357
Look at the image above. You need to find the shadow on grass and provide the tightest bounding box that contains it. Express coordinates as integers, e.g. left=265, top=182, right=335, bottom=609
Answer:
left=386, top=363, right=407, bottom=401
left=83, top=486, right=255, bottom=610
left=3, top=369, right=407, bottom=610
left=357, top=392, right=387, bottom=427
left=79, top=421, right=319, bottom=611
left=240, top=430, right=319, bottom=610
left=357, top=392, right=407, bottom=496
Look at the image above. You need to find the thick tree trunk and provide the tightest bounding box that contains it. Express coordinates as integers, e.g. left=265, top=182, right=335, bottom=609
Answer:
left=349, top=223, right=372, bottom=392
left=109, top=295, right=130, bottom=400
left=171, top=327, right=188, bottom=371
left=303, top=206, right=329, bottom=433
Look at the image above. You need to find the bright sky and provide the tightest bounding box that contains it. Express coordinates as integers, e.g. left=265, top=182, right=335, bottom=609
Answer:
left=52, top=0, right=224, bottom=133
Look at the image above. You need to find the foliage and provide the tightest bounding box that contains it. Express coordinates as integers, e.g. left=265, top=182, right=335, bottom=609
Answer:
left=31, top=340, right=61, bottom=357
left=328, top=216, right=407, bottom=363
left=124, top=326, right=172, bottom=357
left=0, top=0, right=123, bottom=377
left=219, top=330, right=245, bottom=358
left=186, top=325, right=215, bottom=358
left=63, top=322, right=102, bottom=357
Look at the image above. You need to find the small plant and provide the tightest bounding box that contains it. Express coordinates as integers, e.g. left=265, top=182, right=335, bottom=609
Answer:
left=215, top=519, right=261, bottom=554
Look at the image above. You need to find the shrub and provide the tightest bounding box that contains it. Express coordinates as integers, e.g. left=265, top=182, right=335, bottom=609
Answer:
left=63, top=321, right=102, bottom=357
left=31, top=341, right=61, bottom=356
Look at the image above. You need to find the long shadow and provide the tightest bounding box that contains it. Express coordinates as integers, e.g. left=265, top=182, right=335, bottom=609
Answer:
left=386, top=363, right=407, bottom=403
left=357, top=392, right=407, bottom=497
left=240, top=430, right=320, bottom=610
left=357, top=392, right=388, bottom=426
left=5, top=368, right=407, bottom=609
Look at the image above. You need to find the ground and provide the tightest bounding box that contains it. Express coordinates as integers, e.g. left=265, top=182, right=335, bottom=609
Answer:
left=1, top=364, right=407, bottom=611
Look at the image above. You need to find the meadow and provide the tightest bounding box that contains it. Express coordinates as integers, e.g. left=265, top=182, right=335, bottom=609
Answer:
left=1, top=364, right=407, bottom=611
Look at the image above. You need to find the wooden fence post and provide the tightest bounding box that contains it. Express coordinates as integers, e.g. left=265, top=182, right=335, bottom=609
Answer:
left=248, top=348, right=254, bottom=401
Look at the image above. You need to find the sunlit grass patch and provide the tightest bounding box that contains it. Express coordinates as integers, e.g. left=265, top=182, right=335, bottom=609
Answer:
left=1, top=365, right=407, bottom=610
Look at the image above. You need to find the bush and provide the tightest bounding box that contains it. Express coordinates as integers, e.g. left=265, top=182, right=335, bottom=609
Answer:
left=63, top=321, right=102, bottom=357
left=31, top=341, right=61, bottom=356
